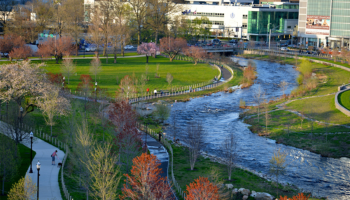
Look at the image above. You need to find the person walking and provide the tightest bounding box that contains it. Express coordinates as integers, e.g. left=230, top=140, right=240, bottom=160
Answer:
left=146, top=88, right=149, bottom=93
left=154, top=89, right=157, bottom=97
left=51, top=150, right=58, bottom=165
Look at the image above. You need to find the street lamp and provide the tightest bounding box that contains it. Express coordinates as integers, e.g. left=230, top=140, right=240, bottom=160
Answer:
left=20, top=106, right=23, bottom=125
left=29, top=132, right=34, bottom=173
left=36, top=161, right=41, bottom=200
left=62, top=76, right=65, bottom=88
left=95, top=82, right=97, bottom=102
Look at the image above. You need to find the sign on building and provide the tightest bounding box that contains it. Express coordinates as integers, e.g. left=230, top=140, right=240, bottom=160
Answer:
left=305, top=15, right=330, bottom=35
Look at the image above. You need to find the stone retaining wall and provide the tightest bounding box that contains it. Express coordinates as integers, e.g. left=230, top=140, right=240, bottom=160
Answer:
left=335, top=88, right=350, bottom=117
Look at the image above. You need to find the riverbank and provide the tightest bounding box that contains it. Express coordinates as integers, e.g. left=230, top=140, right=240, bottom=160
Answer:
left=240, top=54, right=350, bottom=158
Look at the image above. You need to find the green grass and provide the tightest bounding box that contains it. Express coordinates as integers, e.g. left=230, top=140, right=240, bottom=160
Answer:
left=245, top=110, right=350, bottom=158
left=0, top=135, right=36, bottom=200
left=27, top=52, right=140, bottom=60
left=171, top=144, right=303, bottom=199
left=34, top=56, right=219, bottom=96
left=338, top=90, right=350, bottom=111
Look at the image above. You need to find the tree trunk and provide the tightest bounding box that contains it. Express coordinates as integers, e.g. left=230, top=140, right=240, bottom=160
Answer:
left=76, top=44, right=79, bottom=56
left=113, top=47, right=117, bottom=64
left=155, top=30, right=159, bottom=45
left=106, top=53, right=108, bottom=64
left=146, top=56, right=148, bottom=63
left=138, top=26, right=141, bottom=45
left=51, top=125, right=52, bottom=137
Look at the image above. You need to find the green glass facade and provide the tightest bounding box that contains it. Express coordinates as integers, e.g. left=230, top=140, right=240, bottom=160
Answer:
left=307, top=0, right=330, bottom=16
left=330, top=0, right=350, bottom=37
left=247, top=11, right=298, bottom=34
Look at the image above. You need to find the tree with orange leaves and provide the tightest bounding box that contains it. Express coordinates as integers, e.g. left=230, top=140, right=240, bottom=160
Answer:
left=184, top=46, right=208, bottom=65
left=37, top=36, right=73, bottom=64
left=280, top=193, right=310, bottom=200
left=185, top=177, right=219, bottom=200
left=121, top=153, right=173, bottom=200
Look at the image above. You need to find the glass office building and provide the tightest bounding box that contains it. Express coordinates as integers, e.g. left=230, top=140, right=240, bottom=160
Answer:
left=298, top=0, right=350, bottom=48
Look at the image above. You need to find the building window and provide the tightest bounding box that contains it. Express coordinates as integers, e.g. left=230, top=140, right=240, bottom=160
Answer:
left=243, top=15, right=248, bottom=19
left=287, top=26, right=291, bottom=29
left=242, top=23, right=248, bottom=28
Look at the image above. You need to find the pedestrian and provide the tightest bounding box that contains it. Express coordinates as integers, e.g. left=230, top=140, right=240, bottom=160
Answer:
left=51, top=150, right=58, bottom=165
left=146, top=88, right=149, bottom=93
left=189, top=86, right=192, bottom=92
left=154, top=89, right=157, bottom=97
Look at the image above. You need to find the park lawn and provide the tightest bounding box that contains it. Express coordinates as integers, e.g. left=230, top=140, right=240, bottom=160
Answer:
left=245, top=110, right=350, bottom=158
left=171, top=144, right=302, bottom=199
left=34, top=56, right=219, bottom=96
left=0, top=135, right=36, bottom=200
left=338, top=90, right=350, bottom=111
left=27, top=52, right=140, bottom=60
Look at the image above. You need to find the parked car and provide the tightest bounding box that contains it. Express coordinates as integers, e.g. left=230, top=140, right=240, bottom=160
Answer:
left=85, top=46, right=96, bottom=52
left=280, top=47, right=288, bottom=51
left=1, top=52, right=9, bottom=58
left=124, top=45, right=134, bottom=49
left=229, top=39, right=237, bottom=44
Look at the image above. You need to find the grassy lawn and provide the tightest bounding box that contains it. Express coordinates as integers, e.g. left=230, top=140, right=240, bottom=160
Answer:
left=33, top=56, right=219, bottom=97
left=240, top=54, right=350, bottom=158
left=0, top=135, right=36, bottom=200
left=245, top=110, right=350, bottom=158
left=27, top=52, right=140, bottom=60
left=338, top=90, right=350, bottom=110
left=171, top=144, right=303, bottom=199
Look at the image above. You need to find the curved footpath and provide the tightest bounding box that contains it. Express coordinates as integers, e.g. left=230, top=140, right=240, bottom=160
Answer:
left=25, top=137, right=65, bottom=200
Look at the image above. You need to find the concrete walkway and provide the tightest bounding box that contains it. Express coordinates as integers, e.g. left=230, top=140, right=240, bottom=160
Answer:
left=24, top=137, right=65, bottom=200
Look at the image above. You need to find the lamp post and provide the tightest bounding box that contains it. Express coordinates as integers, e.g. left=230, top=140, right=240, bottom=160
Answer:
left=145, top=123, right=148, bottom=152
left=95, top=82, right=97, bottom=102
left=36, top=161, right=41, bottom=200
left=29, top=132, right=34, bottom=173
left=19, top=106, right=23, bottom=126
left=62, top=76, right=65, bottom=88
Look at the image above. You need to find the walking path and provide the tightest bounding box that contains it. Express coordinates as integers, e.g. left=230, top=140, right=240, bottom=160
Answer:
left=0, top=55, right=145, bottom=62
left=24, top=137, right=65, bottom=200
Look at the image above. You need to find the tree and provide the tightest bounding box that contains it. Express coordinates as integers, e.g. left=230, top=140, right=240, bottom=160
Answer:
left=118, top=75, right=136, bottom=99
left=84, top=142, right=121, bottom=200
left=0, top=62, right=52, bottom=144
left=280, top=193, right=310, bottom=200
left=332, top=48, right=339, bottom=62
left=0, top=135, right=19, bottom=196
left=129, top=0, right=148, bottom=44
left=184, top=46, right=208, bottom=65
left=37, top=36, right=74, bottom=64
left=185, top=177, right=219, bottom=200
left=0, top=34, right=26, bottom=54
left=279, top=80, right=288, bottom=98
left=121, top=153, right=173, bottom=200
left=61, top=56, right=76, bottom=84
left=90, top=57, right=102, bottom=83
left=137, top=42, right=159, bottom=63
left=185, top=121, right=205, bottom=170
left=76, top=74, right=93, bottom=111
left=264, top=100, right=270, bottom=133
left=253, top=85, right=264, bottom=123
left=87, top=8, right=103, bottom=57
left=37, top=87, right=70, bottom=136
left=269, top=148, right=287, bottom=197
left=7, top=176, right=37, bottom=200
left=9, top=45, right=32, bottom=60
left=166, top=73, right=173, bottom=85
left=222, top=132, right=236, bottom=181
left=159, top=37, right=187, bottom=62
left=154, top=103, right=170, bottom=123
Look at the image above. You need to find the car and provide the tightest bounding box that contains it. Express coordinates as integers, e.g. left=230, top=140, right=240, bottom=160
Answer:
left=229, top=39, right=237, bottom=44
left=124, top=45, right=134, bottom=49
left=85, top=46, right=96, bottom=52
left=280, top=47, right=288, bottom=51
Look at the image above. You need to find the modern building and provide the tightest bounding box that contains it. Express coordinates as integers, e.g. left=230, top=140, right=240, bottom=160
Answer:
left=298, top=0, right=350, bottom=48
left=179, top=2, right=299, bottom=40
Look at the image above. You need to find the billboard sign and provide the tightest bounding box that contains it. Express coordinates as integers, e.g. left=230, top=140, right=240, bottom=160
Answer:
left=306, top=15, right=330, bottom=35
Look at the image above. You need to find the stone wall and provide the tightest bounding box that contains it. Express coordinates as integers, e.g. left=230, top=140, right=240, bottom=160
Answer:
left=335, top=88, right=350, bottom=117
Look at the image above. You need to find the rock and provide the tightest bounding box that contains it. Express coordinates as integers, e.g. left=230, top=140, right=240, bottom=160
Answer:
left=255, top=192, right=274, bottom=200
left=243, top=195, right=248, bottom=200
left=232, top=188, right=238, bottom=195
left=251, top=191, right=257, bottom=197
left=225, top=184, right=233, bottom=189
left=238, top=188, right=250, bottom=196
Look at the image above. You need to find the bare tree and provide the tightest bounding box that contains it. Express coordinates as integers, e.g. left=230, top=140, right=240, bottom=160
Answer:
left=61, top=56, right=76, bottom=85
left=37, top=87, right=70, bottom=136
left=166, top=73, right=173, bottom=85
left=185, top=121, right=205, bottom=170
left=264, top=100, right=269, bottom=133
left=269, top=148, right=287, bottom=197
left=154, top=103, right=170, bottom=123
left=90, top=57, right=102, bottom=83
left=84, top=142, right=121, bottom=200
left=253, top=85, right=265, bottom=122
left=222, top=132, right=236, bottom=181
left=129, top=0, right=148, bottom=44
left=279, top=80, right=288, bottom=97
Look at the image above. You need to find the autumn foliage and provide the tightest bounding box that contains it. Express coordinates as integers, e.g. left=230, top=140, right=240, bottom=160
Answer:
left=280, top=193, right=310, bottom=200
left=184, top=46, right=208, bottom=65
left=159, top=37, right=188, bottom=62
left=9, top=45, right=32, bottom=60
left=76, top=74, right=94, bottom=92
left=185, top=177, right=219, bottom=200
left=241, top=61, right=257, bottom=88
left=0, top=34, right=25, bottom=54
left=121, top=153, right=173, bottom=200
left=37, top=36, right=74, bottom=63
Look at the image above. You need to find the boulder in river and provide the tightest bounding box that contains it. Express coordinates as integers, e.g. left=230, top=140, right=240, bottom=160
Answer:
left=251, top=191, right=257, bottom=197
left=225, top=184, right=233, bottom=189
left=255, top=192, right=274, bottom=200
left=238, top=188, right=250, bottom=196
left=232, top=188, right=238, bottom=195
left=243, top=195, right=248, bottom=200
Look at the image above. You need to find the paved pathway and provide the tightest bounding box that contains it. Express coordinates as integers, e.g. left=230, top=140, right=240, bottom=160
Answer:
left=24, top=137, right=65, bottom=200
left=0, top=55, right=145, bottom=62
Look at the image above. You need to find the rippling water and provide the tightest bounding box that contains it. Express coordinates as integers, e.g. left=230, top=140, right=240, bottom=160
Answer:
left=165, top=57, right=350, bottom=199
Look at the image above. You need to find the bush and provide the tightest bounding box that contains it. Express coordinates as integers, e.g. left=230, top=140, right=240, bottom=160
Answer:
left=239, top=99, right=246, bottom=108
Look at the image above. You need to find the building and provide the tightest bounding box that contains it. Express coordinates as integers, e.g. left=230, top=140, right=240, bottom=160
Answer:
left=298, top=0, right=350, bottom=49
left=180, top=2, right=299, bottom=40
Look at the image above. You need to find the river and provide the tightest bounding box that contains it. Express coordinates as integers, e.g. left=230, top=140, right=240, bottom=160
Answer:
left=165, top=57, right=350, bottom=199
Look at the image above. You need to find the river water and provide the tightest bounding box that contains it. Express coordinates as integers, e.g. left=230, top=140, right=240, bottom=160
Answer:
left=165, top=57, right=350, bottom=199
